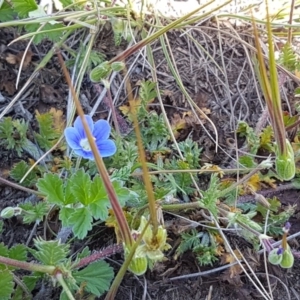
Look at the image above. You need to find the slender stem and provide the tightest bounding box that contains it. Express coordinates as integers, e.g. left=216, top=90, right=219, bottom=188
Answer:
left=56, top=272, right=75, bottom=300
left=105, top=220, right=150, bottom=300
left=129, top=100, right=159, bottom=236
left=74, top=244, right=123, bottom=269
left=0, top=256, right=55, bottom=274
left=219, top=160, right=270, bottom=198
left=162, top=202, right=201, bottom=211
left=287, top=0, right=295, bottom=44
left=0, top=176, right=41, bottom=196
left=57, top=52, right=133, bottom=247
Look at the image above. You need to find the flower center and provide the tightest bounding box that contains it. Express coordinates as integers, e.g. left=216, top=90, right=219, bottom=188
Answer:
left=79, top=137, right=95, bottom=151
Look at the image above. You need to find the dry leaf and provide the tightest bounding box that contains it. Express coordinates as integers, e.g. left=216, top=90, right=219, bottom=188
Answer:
left=171, top=113, right=186, bottom=138
left=6, top=51, right=33, bottom=69
left=200, top=163, right=225, bottom=178
left=243, top=173, right=261, bottom=193
left=0, top=70, right=16, bottom=95
left=119, top=99, right=142, bottom=116
left=220, top=250, right=243, bottom=278
left=49, top=107, right=65, bottom=132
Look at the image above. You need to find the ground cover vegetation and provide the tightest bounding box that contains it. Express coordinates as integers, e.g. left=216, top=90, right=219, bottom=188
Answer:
left=0, top=0, right=300, bottom=299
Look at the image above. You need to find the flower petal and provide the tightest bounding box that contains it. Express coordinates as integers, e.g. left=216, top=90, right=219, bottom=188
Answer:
left=73, top=115, right=94, bottom=139
left=93, top=120, right=111, bottom=141
left=96, top=139, right=117, bottom=157
left=73, top=148, right=94, bottom=160
left=64, top=127, right=82, bottom=150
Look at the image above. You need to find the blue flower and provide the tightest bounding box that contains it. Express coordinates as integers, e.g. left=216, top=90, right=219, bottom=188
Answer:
left=64, top=115, right=116, bottom=160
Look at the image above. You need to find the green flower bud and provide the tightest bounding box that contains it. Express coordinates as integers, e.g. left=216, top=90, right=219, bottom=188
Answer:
left=128, top=255, right=148, bottom=276
left=275, top=140, right=295, bottom=181
left=0, top=207, right=22, bottom=219
left=90, top=61, right=112, bottom=83
left=111, top=61, right=125, bottom=72
left=280, top=247, right=294, bottom=269
left=1, top=207, right=15, bottom=219
left=125, top=245, right=148, bottom=276
left=268, top=248, right=283, bottom=265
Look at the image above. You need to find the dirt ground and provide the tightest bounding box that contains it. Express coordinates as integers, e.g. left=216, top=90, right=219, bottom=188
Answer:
left=1, top=3, right=300, bottom=299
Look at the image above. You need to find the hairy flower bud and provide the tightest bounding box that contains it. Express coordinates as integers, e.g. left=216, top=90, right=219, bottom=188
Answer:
left=1, top=207, right=22, bottom=219
left=111, top=61, right=125, bottom=72
left=124, top=245, right=148, bottom=276
left=280, top=246, right=294, bottom=269
left=275, top=140, right=295, bottom=181
left=268, top=247, right=283, bottom=265
left=90, top=61, right=112, bottom=83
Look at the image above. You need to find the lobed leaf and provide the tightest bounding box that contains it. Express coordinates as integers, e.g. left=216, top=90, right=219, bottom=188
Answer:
left=68, top=208, right=93, bottom=239
left=37, top=173, right=64, bottom=205
left=73, top=261, right=114, bottom=296
left=0, top=2, right=15, bottom=22
left=0, top=270, right=14, bottom=300
left=11, top=0, right=37, bottom=18
left=30, top=238, right=70, bottom=266
left=10, top=161, right=37, bottom=187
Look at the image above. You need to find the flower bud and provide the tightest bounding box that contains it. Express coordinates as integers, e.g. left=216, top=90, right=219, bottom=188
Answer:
left=125, top=244, right=148, bottom=276
left=111, top=61, right=125, bottom=72
left=0, top=207, right=22, bottom=219
left=275, top=140, right=295, bottom=181
left=90, top=61, right=112, bottom=83
left=268, top=248, right=283, bottom=265
left=128, top=255, right=148, bottom=276
left=280, top=246, right=294, bottom=269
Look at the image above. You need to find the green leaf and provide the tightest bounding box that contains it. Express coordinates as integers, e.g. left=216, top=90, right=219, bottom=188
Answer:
left=139, top=80, right=157, bottom=103
left=9, top=244, right=27, bottom=262
left=0, top=117, right=28, bottom=156
left=0, top=2, right=15, bottom=22
left=64, top=180, right=76, bottom=205
left=11, top=0, right=37, bottom=18
left=12, top=275, right=38, bottom=300
left=76, top=247, right=91, bottom=260
left=0, top=270, right=14, bottom=300
left=68, top=208, right=93, bottom=239
left=198, top=174, right=220, bottom=218
left=70, top=169, right=91, bottom=205
left=238, top=156, right=256, bottom=168
left=30, top=237, right=69, bottom=265
left=88, top=177, right=131, bottom=220
left=112, top=180, right=132, bottom=206
left=10, top=161, right=37, bottom=187
left=59, top=207, right=74, bottom=227
left=88, top=175, right=110, bottom=220
left=19, top=202, right=48, bottom=224
left=22, top=276, right=39, bottom=292
left=237, top=121, right=260, bottom=154
left=58, top=0, right=73, bottom=7
left=73, top=261, right=114, bottom=296
left=35, top=112, right=60, bottom=149
left=0, top=243, right=9, bottom=270
left=37, top=173, right=64, bottom=205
